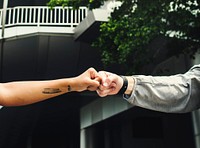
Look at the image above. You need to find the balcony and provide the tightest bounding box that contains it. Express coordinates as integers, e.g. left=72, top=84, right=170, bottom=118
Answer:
left=0, top=6, right=88, bottom=39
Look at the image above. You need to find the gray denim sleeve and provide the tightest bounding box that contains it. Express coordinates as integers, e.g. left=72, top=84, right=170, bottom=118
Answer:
left=124, top=64, right=200, bottom=113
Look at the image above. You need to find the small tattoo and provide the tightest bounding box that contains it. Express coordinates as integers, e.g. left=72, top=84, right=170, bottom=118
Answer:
left=42, top=88, right=62, bottom=94
left=68, top=85, right=71, bottom=92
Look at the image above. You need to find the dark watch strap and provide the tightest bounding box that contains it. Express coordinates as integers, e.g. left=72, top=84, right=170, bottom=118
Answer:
left=118, top=76, right=128, bottom=95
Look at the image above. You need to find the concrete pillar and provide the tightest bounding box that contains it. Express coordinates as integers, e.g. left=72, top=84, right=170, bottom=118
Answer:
left=192, top=52, right=200, bottom=148
left=2, top=0, right=9, bottom=38
left=192, top=111, right=200, bottom=148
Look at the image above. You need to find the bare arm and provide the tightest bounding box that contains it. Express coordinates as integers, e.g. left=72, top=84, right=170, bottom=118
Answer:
left=0, top=68, right=100, bottom=106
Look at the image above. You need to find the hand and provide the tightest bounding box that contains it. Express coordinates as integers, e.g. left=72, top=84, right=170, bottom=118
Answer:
left=96, top=71, right=123, bottom=97
left=75, top=68, right=101, bottom=92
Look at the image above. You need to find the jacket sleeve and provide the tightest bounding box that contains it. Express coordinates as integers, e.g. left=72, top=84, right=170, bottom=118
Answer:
left=124, top=64, right=200, bottom=113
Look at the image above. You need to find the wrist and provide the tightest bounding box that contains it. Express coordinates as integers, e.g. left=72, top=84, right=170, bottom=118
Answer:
left=124, top=76, right=134, bottom=95
left=66, top=78, right=76, bottom=92
left=118, top=76, right=128, bottom=95
left=118, top=76, right=134, bottom=95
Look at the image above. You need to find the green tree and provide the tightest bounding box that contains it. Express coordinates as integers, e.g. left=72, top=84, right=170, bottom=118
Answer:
left=48, top=0, right=200, bottom=73
left=47, top=0, right=106, bottom=9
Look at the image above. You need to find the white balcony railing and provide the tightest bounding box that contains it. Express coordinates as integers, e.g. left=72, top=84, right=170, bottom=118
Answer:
left=0, top=6, right=88, bottom=39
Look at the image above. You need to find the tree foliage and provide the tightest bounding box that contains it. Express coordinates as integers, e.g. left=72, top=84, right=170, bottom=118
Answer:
left=48, top=0, right=200, bottom=73
left=47, top=0, right=106, bottom=9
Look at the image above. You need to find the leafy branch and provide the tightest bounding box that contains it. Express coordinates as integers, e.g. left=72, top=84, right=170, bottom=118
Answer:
left=48, top=0, right=200, bottom=73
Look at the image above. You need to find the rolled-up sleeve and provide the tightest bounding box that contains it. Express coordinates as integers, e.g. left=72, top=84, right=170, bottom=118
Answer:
left=124, top=64, right=200, bottom=113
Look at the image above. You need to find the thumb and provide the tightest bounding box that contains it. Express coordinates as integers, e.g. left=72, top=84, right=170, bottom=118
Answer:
left=88, top=68, right=99, bottom=80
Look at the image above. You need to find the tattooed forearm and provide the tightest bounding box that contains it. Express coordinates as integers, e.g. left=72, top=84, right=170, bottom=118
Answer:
left=42, top=88, right=62, bottom=94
